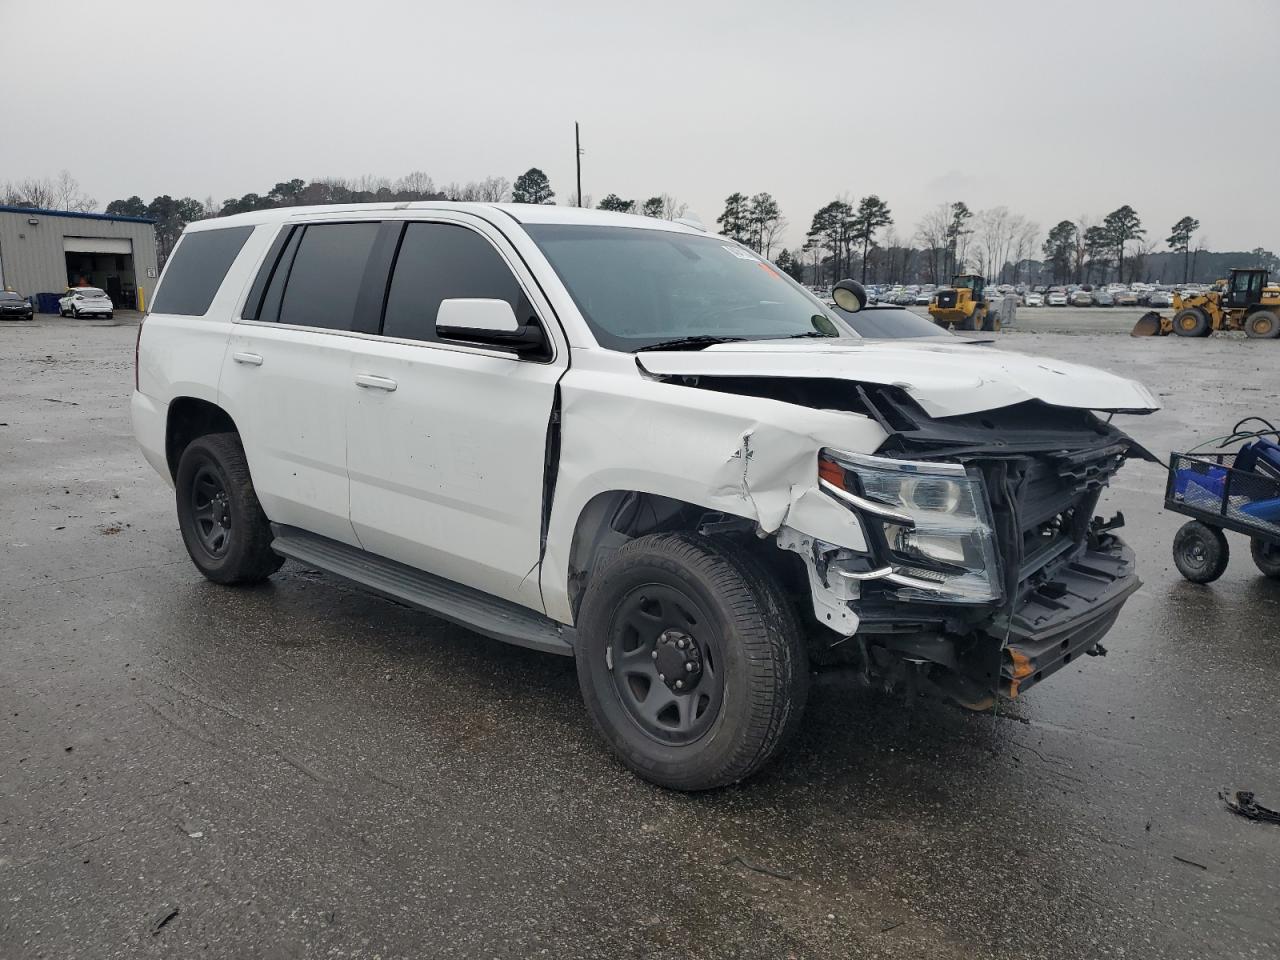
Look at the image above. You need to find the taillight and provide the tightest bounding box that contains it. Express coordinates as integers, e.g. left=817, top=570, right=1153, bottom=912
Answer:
left=134, top=317, right=144, bottom=391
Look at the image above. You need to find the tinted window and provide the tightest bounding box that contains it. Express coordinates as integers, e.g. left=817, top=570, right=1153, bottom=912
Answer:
left=382, top=223, right=533, bottom=342
left=0, top=292, right=23, bottom=301
left=151, top=226, right=252, bottom=316
left=277, top=222, right=380, bottom=330
left=255, top=227, right=304, bottom=324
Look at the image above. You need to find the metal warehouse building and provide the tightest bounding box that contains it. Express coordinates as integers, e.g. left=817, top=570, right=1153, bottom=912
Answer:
left=0, top=205, right=159, bottom=312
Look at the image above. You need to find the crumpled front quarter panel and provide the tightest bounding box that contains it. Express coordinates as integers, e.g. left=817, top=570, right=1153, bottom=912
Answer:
left=541, top=356, right=886, bottom=624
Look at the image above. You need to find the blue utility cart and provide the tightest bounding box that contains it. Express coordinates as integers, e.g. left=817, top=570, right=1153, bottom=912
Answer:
left=1165, top=419, right=1280, bottom=582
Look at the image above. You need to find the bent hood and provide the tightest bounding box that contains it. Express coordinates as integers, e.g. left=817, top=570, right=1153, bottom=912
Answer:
left=636, top=339, right=1159, bottom=418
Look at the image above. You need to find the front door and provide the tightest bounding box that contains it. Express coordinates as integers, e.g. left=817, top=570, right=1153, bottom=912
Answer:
left=221, top=220, right=383, bottom=547
left=345, top=219, right=566, bottom=610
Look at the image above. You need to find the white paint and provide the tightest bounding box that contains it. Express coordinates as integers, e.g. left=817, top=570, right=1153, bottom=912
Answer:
left=636, top=339, right=1160, bottom=418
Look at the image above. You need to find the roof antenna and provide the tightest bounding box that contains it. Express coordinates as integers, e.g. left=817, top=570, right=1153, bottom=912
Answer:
left=674, top=215, right=706, bottom=232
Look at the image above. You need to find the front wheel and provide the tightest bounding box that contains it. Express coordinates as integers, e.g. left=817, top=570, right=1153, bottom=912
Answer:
left=1172, top=520, right=1229, bottom=583
left=1172, top=307, right=1210, bottom=338
left=1252, top=539, right=1280, bottom=579
left=175, top=432, right=284, bottom=585
left=576, top=533, right=808, bottom=791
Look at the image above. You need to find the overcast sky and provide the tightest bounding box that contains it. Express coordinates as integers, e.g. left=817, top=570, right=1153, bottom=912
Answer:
left=5, top=0, right=1277, bottom=252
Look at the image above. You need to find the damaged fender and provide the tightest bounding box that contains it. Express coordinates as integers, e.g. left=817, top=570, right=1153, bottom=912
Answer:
left=540, top=354, right=885, bottom=625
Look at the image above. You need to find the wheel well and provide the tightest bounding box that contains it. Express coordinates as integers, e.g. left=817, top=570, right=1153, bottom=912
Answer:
left=166, top=397, right=238, bottom=479
left=565, top=490, right=805, bottom=621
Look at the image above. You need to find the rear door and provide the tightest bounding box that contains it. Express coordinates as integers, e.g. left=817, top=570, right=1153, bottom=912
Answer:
left=344, top=217, right=567, bottom=610
left=221, top=220, right=382, bottom=546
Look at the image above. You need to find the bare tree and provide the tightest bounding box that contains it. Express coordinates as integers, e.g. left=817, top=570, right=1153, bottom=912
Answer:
left=395, top=170, right=436, bottom=197
left=660, top=193, right=688, bottom=221
left=3, top=177, right=58, bottom=209
left=1073, top=216, right=1096, bottom=283
left=914, top=203, right=951, bottom=284
left=475, top=176, right=511, bottom=202
left=564, top=190, right=594, bottom=209
left=50, top=171, right=96, bottom=212
left=1008, top=218, right=1039, bottom=284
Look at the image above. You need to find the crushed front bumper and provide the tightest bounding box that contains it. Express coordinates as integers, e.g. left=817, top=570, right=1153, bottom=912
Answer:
left=986, top=536, right=1139, bottom=698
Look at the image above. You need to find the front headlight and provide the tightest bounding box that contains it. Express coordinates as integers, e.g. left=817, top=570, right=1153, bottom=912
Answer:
left=819, top=449, right=1002, bottom=603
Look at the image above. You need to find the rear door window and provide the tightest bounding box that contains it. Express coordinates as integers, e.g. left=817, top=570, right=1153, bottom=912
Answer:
left=381, top=222, right=533, bottom=343
left=151, top=226, right=253, bottom=316
left=276, top=222, right=381, bottom=331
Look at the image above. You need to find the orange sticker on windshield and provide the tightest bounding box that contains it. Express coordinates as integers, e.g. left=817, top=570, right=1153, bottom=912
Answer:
left=756, top=261, right=780, bottom=279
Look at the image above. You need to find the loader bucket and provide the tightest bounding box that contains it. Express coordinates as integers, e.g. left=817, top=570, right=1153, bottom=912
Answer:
left=1130, top=311, right=1165, bottom=337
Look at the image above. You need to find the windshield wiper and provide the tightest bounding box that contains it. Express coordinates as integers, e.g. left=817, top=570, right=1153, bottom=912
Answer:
left=775, top=331, right=838, bottom=339
left=636, top=335, right=747, bottom=352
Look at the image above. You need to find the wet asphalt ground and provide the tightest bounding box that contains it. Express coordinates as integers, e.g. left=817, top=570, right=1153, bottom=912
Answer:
left=2, top=312, right=1278, bottom=960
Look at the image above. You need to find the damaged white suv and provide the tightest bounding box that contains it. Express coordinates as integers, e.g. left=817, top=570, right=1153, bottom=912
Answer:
left=134, top=204, right=1158, bottom=790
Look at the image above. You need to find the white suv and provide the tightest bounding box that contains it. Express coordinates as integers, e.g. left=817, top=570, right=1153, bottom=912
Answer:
left=134, top=203, right=1158, bottom=790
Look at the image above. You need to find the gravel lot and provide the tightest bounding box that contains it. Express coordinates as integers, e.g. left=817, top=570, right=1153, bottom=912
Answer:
left=2, top=313, right=1278, bottom=959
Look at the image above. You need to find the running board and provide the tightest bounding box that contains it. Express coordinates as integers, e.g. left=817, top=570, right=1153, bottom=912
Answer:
left=270, top=525, right=574, bottom=657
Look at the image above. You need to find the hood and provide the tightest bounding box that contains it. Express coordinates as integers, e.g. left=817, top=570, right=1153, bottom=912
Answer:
left=636, top=339, right=1159, bottom=418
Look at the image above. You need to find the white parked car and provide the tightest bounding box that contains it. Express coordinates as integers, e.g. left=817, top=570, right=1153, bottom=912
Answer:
left=1023, top=292, right=1045, bottom=307
left=1046, top=289, right=1069, bottom=306
left=133, top=203, right=1158, bottom=790
left=59, top=287, right=114, bottom=318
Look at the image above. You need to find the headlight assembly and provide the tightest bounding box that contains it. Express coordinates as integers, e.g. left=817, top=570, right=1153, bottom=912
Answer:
left=818, top=449, right=1002, bottom=603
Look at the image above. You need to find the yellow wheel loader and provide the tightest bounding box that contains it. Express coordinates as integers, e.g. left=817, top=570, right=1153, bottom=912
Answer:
left=1131, top=268, right=1280, bottom=340
left=928, top=275, right=997, bottom=331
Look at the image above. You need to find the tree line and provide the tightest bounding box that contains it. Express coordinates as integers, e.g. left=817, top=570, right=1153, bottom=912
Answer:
left=10, top=168, right=1271, bottom=283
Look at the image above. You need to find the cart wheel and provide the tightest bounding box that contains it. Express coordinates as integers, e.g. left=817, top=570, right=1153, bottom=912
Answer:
left=1173, top=521, right=1229, bottom=583
left=1251, top=539, right=1280, bottom=579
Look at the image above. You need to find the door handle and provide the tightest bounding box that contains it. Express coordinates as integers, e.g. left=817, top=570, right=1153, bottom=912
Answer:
left=355, top=374, right=398, bottom=392
left=232, top=352, right=263, bottom=366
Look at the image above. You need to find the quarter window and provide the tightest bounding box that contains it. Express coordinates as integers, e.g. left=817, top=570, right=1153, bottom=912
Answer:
left=382, top=223, right=534, bottom=343
left=150, top=226, right=253, bottom=316
left=276, top=222, right=381, bottom=331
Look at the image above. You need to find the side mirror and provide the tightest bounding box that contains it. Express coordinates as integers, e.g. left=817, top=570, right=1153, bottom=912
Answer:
left=436, top=298, right=549, bottom=358
left=832, top=279, right=867, bottom=313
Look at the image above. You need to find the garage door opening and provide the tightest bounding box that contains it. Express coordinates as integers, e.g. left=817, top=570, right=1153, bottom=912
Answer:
left=64, top=236, right=138, bottom=309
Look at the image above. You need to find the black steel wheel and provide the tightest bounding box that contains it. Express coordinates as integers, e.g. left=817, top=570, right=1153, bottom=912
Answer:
left=608, top=582, right=724, bottom=745
left=1251, top=538, right=1280, bottom=579
left=1245, top=310, right=1280, bottom=340
left=1172, top=307, right=1210, bottom=338
left=576, top=532, right=808, bottom=791
left=1172, top=520, right=1229, bottom=583
left=175, top=432, right=284, bottom=585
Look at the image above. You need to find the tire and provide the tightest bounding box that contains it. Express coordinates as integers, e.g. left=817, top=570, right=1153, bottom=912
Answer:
left=72, top=307, right=80, bottom=319
left=1251, top=539, right=1280, bottom=579
left=575, top=532, right=808, bottom=791
left=959, top=311, right=977, bottom=331
left=1172, top=521, right=1229, bottom=583
left=175, top=432, right=284, bottom=585
left=1172, top=307, right=1210, bottom=338
left=1245, top=310, right=1280, bottom=340
left=106, top=312, right=114, bottom=320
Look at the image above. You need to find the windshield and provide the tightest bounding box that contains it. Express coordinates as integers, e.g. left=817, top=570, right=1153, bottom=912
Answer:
left=73, top=288, right=106, bottom=297
left=0, top=292, right=23, bottom=302
left=836, top=305, right=952, bottom=339
left=525, top=224, right=845, bottom=351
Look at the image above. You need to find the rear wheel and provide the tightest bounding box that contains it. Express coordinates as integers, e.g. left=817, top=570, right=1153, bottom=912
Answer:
left=1245, top=310, right=1280, bottom=340
left=1172, top=521, right=1229, bottom=583
left=576, top=532, right=808, bottom=791
left=175, top=432, right=284, bottom=585
left=1172, top=307, right=1210, bottom=337
left=1251, top=539, right=1280, bottom=579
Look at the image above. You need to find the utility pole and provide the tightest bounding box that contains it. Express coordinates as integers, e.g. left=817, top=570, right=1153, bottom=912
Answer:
left=575, top=121, right=583, bottom=208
